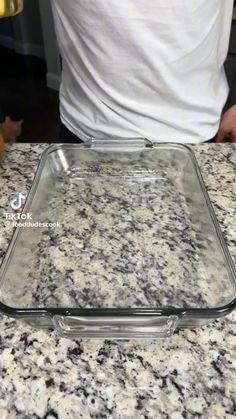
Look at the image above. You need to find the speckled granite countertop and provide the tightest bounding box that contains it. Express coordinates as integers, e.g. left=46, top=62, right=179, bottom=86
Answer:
left=0, top=144, right=235, bottom=419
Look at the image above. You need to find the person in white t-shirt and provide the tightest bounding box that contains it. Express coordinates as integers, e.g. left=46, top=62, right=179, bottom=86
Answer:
left=51, top=0, right=236, bottom=143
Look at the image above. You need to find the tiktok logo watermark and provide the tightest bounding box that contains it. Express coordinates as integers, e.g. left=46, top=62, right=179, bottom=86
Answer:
left=4, top=192, right=60, bottom=229
left=8, top=192, right=26, bottom=212
left=5, top=212, right=33, bottom=221
left=4, top=191, right=28, bottom=220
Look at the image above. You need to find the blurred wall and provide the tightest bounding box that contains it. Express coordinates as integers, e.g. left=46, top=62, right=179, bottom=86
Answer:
left=39, top=1, right=61, bottom=90
left=225, top=15, right=236, bottom=108
left=0, top=0, right=44, bottom=57
left=0, top=18, right=14, bottom=38
left=0, top=0, right=61, bottom=90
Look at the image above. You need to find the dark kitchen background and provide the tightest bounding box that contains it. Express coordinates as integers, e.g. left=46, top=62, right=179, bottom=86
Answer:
left=0, top=0, right=236, bottom=142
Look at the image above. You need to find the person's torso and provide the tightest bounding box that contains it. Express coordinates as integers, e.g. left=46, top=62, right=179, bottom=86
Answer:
left=51, top=0, right=234, bottom=143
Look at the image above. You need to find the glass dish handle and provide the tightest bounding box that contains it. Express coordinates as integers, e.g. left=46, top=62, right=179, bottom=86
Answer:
left=53, top=315, right=179, bottom=339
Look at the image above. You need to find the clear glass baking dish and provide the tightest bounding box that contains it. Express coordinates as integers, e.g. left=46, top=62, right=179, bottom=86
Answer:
left=0, top=140, right=235, bottom=339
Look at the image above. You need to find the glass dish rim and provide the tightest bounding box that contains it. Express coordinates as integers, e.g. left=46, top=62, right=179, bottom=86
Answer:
left=0, top=142, right=235, bottom=321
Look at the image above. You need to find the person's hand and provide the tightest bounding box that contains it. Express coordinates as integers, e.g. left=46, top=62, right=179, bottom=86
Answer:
left=215, top=105, right=236, bottom=143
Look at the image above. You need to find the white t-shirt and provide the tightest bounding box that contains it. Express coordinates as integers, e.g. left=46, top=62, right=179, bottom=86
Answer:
left=51, top=0, right=234, bottom=143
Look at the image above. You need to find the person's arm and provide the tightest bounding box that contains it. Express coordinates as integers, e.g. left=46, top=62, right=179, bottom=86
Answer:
left=216, top=105, right=236, bottom=142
